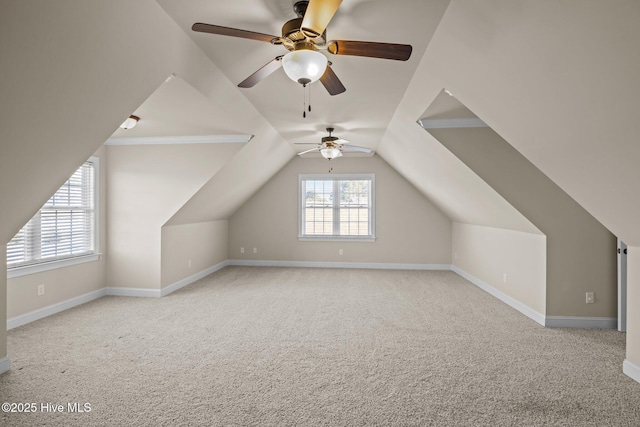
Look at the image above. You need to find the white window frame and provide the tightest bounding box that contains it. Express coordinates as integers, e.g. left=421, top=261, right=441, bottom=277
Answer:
left=7, top=157, right=100, bottom=278
left=298, top=173, right=375, bottom=242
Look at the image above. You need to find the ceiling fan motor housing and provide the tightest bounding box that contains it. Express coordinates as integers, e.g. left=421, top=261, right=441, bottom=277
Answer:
left=280, top=19, right=327, bottom=49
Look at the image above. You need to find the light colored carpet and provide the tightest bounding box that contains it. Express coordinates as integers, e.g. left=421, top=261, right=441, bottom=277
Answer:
left=1, top=267, right=639, bottom=426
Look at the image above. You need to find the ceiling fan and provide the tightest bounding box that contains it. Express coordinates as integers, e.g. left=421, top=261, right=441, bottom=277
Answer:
left=296, top=127, right=373, bottom=159
left=192, top=0, right=413, bottom=95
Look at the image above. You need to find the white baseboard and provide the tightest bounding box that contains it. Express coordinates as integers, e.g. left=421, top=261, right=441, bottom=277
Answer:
left=6, top=263, right=230, bottom=330
left=0, top=356, right=11, bottom=375
left=452, top=266, right=617, bottom=329
left=451, top=265, right=546, bottom=326
left=105, top=287, right=161, bottom=298
left=7, top=288, right=107, bottom=330
left=228, top=259, right=452, bottom=271
left=623, top=359, right=640, bottom=385
left=161, top=261, right=229, bottom=297
left=545, top=316, right=617, bottom=329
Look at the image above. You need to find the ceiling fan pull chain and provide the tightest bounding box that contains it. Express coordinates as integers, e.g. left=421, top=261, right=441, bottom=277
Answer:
left=302, top=84, right=307, bottom=118
left=309, top=85, right=312, bottom=112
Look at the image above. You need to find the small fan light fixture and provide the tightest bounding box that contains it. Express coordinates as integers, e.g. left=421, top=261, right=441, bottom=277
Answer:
left=282, top=46, right=328, bottom=86
left=295, top=127, right=373, bottom=172
left=119, top=115, right=140, bottom=130
left=320, top=144, right=342, bottom=160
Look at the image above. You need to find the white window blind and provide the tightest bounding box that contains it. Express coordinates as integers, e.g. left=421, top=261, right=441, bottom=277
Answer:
left=299, top=174, right=375, bottom=241
left=7, top=159, right=97, bottom=269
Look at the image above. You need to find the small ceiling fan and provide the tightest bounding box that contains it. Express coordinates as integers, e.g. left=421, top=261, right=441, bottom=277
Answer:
left=296, top=127, right=373, bottom=159
left=192, top=0, right=413, bottom=95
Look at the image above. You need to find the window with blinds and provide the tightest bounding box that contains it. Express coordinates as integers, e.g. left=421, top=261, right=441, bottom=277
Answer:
left=7, top=158, right=98, bottom=272
left=299, top=174, right=375, bottom=241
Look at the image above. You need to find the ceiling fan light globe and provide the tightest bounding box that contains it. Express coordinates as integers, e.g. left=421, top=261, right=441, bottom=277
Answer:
left=321, top=147, right=342, bottom=159
left=282, top=49, right=328, bottom=85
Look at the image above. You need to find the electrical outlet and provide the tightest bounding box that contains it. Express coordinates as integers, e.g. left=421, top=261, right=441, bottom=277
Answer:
left=38, top=284, right=45, bottom=296
left=339, top=249, right=343, bottom=255
left=188, top=259, right=192, bottom=268
left=586, top=292, right=595, bottom=304
left=240, top=247, right=244, bottom=254
left=253, top=247, right=257, bottom=254
left=503, top=273, right=508, bottom=283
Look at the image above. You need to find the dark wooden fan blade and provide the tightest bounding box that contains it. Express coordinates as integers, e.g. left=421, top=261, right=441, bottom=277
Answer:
left=238, top=57, right=283, bottom=88
left=327, top=40, right=412, bottom=61
left=319, top=66, right=346, bottom=96
left=192, top=23, right=278, bottom=43
left=301, top=0, right=342, bottom=37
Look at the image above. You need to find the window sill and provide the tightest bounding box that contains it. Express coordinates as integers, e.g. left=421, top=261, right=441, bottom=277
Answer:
left=7, top=254, right=101, bottom=279
left=298, top=236, right=376, bottom=243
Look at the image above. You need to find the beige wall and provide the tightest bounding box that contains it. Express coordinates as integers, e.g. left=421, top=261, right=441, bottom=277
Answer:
left=7, top=260, right=106, bottom=319
left=161, top=221, right=229, bottom=288
left=7, top=147, right=108, bottom=319
left=453, top=223, right=546, bottom=315
left=107, top=143, right=242, bottom=290
left=627, top=247, right=640, bottom=367
left=230, top=155, right=452, bottom=265
left=430, top=126, right=617, bottom=318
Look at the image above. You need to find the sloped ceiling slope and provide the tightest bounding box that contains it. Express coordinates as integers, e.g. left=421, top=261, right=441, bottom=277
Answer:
left=388, top=0, right=640, bottom=244
left=166, top=124, right=294, bottom=225
left=0, top=0, right=213, bottom=243
left=109, top=76, right=253, bottom=139
left=0, top=0, right=295, bottom=242
left=378, top=65, right=540, bottom=233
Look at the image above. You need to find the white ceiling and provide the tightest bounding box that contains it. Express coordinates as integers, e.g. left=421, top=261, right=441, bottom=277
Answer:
left=137, top=0, right=449, bottom=150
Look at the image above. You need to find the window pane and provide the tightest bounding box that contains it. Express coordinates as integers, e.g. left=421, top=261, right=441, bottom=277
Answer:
left=300, top=175, right=373, bottom=239
left=7, top=160, right=97, bottom=268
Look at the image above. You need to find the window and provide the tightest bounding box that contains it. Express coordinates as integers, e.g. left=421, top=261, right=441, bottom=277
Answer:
left=299, top=174, right=375, bottom=241
left=7, top=158, right=99, bottom=277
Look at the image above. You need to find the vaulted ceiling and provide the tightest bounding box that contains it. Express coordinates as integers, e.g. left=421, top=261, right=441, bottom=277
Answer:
left=118, top=0, right=449, bottom=149
left=111, top=0, right=539, bottom=233
left=3, top=0, right=639, bottom=246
